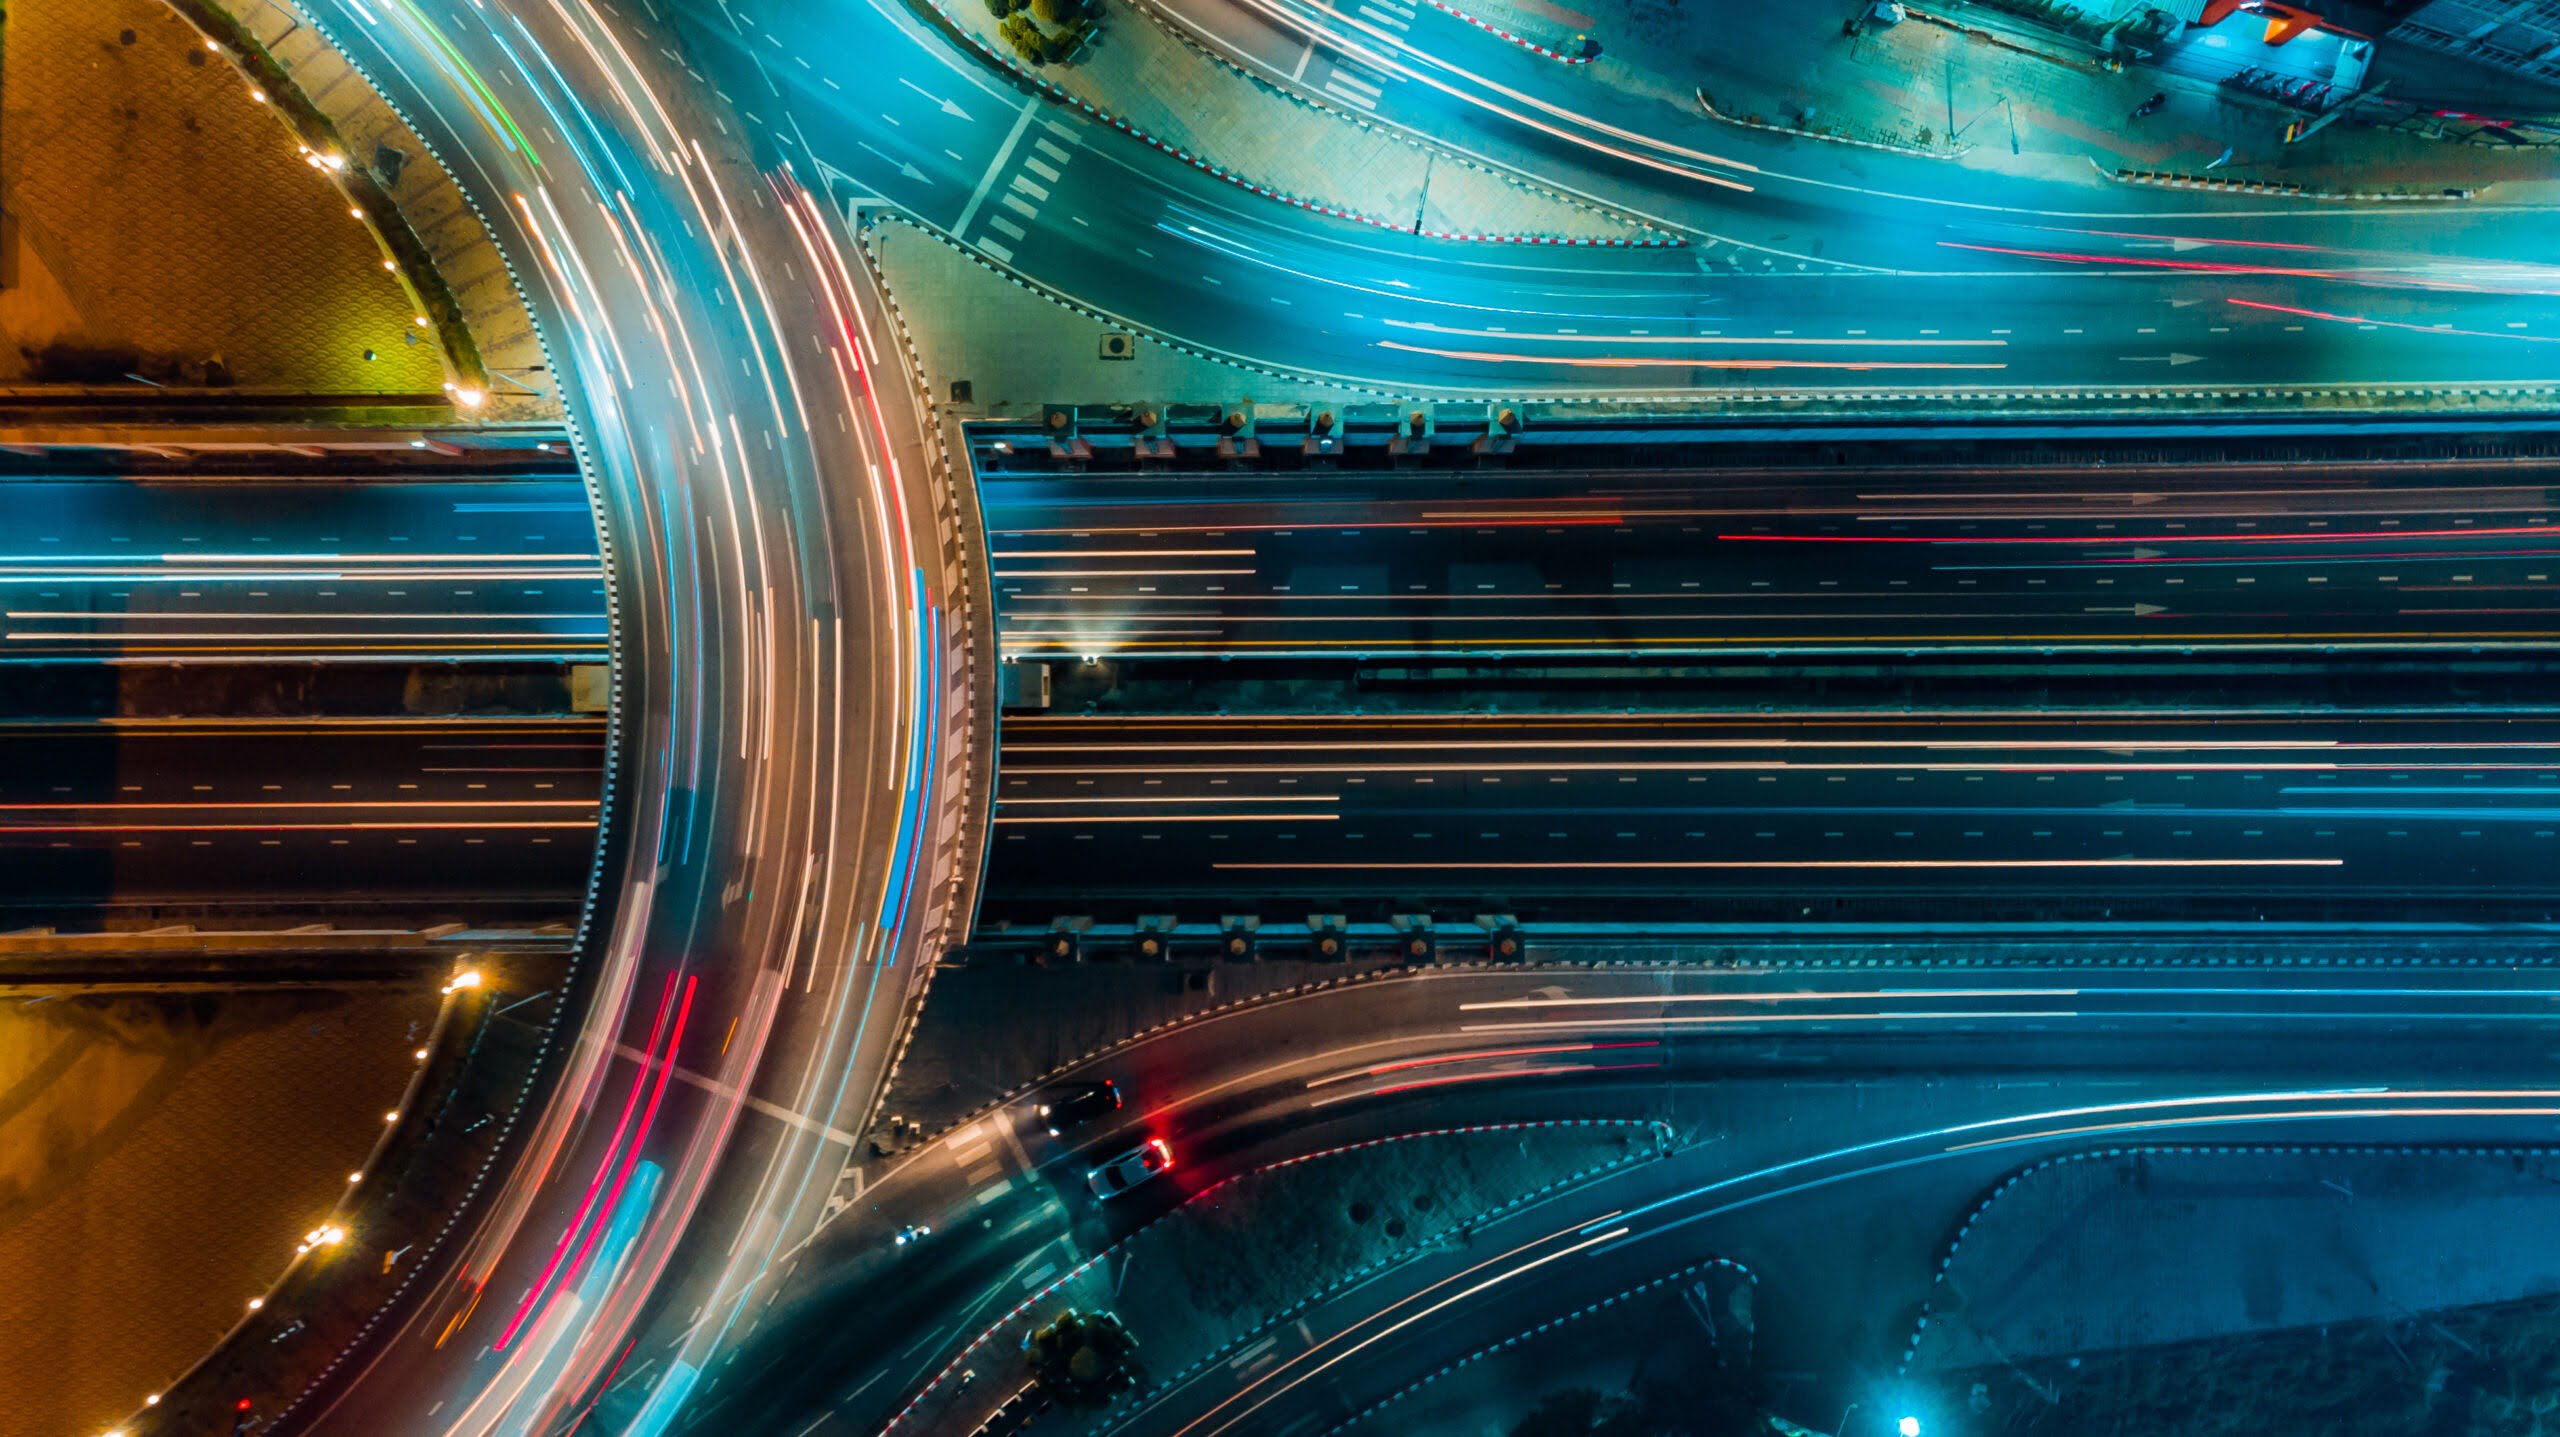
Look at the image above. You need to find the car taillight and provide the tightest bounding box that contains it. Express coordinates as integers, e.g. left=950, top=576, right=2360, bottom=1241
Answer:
left=1150, top=1138, right=1173, bottom=1168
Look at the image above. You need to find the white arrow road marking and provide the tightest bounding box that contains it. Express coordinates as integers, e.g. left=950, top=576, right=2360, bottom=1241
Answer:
left=899, top=76, right=973, bottom=120
left=2120, top=353, right=2204, bottom=365
left=857, top=142, right=927, bottom=183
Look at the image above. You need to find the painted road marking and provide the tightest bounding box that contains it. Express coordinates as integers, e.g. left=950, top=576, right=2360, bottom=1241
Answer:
left=954, top=95, right=1041, bottom=237
left=609, top=1042, right=860, bottom=1146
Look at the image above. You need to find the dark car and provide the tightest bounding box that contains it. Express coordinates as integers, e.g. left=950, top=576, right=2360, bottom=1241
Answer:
left=1038, top=1079, right=1122, bottom=1137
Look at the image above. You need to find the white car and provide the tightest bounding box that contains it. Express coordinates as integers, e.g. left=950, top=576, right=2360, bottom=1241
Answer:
left=1086, top=1138, right=1174, bottom=1200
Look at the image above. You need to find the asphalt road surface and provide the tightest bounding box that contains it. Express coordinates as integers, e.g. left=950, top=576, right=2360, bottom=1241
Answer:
left=674, top=961, right=2560, bottom=1436
left=978, top=454, right=2560, bottom=662
left=670, top=0, right=2560, bottom=398
left=141, top=2, right=975, bottom=1433
left=0, top=478, right=605, bottom=664
left=0, top=717, right=603, bottom=921
left=983, top=711, right=2560, bottom=925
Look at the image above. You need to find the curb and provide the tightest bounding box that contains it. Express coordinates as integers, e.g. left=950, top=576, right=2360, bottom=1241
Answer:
left=870, top=213, right=2560, bottom=411
left=881, top=1117, right=1670, bottom=1435
left=863, top=934, right=2560, bottom=1161
left=137, top=5, right=632, bottom=1430
left=1321, top=1255, right=1756, bottom=1435
left=924, top=0, right=1669, bottom=246
left=1894, top=1140, right=2560, bottom=1377
left=1696, top=88, right=1966, bottom=161
left=1416, top=0, right=1593, bottom=64
left=1119, top=0, right=1679, bottom=246
left=2100, top=159, right=2477, bottom=202
left=1088, top=1120, right=1676, bottom=1428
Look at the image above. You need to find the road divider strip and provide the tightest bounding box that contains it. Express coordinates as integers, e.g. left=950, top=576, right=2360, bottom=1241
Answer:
left=916, top=0, right=1671, bottom=245
left=1414, top=0, right=1596, bottom=63
left=1695, top=88, right=1965, bottom=161
left=2097, top=158, right=2477, bottom=202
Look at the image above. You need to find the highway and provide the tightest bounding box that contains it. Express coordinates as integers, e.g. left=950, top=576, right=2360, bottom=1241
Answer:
left=660, top=0, right=2560, bottom=398
left=128, top=1, right=978, bottom=1434
left=978, top=452, right=2560, bottom=662
left=99, top=0, right=2560, bottom=1430
left=0, top=717, right=602, bottom=922
left=0, top=477, right=605, bottom=664
left=982, top=711, right=2560, bottom=925
left=665, top=961, right=2560, bottom=1436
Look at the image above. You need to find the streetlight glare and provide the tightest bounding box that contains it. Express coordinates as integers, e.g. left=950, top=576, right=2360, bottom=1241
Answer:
left=1898, top=1417, right=1922, bottom=1437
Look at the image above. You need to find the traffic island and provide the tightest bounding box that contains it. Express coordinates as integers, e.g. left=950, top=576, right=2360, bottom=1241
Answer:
left=883, top=1121, right=1665, bottom=1434
left=1334, top=1256, right=1766, bottom=1436
left=1094, top=1123, right=1670, bottom=1414
left=1900, top=1145, right=2560, bottom=1436
left=913, top=0, right=1665, bottom=245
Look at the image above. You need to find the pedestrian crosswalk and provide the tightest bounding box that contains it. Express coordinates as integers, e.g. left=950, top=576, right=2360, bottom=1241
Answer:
left=1309, top=0, right=1408, bottom=112
left=961, top=110, right=1081, bottom=264
left=1323, top=65, right=1385, bottom=110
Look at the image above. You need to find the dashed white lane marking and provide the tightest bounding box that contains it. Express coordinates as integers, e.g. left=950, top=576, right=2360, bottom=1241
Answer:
left=989, top=216, right=1027, bottom=241
left=1021, top=1261, right=1059, bottom=1290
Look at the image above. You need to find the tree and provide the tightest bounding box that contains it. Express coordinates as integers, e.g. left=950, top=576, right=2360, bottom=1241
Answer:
left=983, top=0, right=1021, bottom=18
left=998, top=12, right=1047, bottom=63
left=1030, top=0, right=1082, bottom=26
left=1025, top=1309, right=1139, bottom=1405
left=1042, top=18, right=1092, bottom=62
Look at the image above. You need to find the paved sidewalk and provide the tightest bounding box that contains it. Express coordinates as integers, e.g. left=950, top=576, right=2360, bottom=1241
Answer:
left=1530, top=0, right=2559, bottom=198
left=0, top=0, right=450, bottom=395
left=863, top=213, right=1378, bottom=420
left=923, top=0, right=1662, bottom=241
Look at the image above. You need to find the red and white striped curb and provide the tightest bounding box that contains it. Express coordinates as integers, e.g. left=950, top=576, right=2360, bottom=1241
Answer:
left=1416, top=0, right=1593, bottom=63
left=1696, top=88, right=1963, bottom=160
left=2107, top=163, right=2475, bottom=202
left=938, top=5, right=1674, bottom=245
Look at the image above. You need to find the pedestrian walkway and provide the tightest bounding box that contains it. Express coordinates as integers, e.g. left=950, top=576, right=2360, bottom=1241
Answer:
left=922, top=0, right=1664, bottom=242
left=1541, top=0, right=2560, bottom=198
left=0, top=0, right=447, bottom=397
left=863, top=211, right=1364, bottom=422
left=225, top=0, right=560, bottom=421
